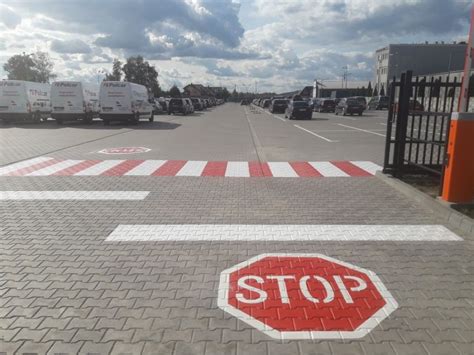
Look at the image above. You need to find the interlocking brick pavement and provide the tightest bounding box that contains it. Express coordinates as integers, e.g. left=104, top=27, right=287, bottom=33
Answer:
left=0, top=105, right=472, bottom=354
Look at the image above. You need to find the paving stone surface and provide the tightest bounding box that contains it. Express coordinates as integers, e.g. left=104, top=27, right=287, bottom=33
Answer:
left=0, top=104, right=472, bottom=354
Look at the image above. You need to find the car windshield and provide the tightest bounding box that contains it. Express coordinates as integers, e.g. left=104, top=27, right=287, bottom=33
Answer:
left=170, top=99, right=182, bottom=105
left=274, top=100, right=286, bottom=104
left=293, top=101, right=308, bottom=107
left=347, top=99, right=358, bottom=104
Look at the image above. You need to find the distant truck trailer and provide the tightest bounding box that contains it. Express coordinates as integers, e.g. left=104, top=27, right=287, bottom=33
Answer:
left=51, top=81, right=99, bottom=124
left=99, top=81, right=153, bottom=125
left=0, top=80, right=51, bottom=123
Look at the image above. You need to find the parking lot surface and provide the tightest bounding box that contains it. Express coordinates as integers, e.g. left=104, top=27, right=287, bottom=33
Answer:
left=0, top=104, right=473, bottom=355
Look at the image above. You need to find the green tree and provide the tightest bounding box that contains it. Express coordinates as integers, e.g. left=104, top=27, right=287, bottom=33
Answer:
left=104, top=58, right=122, bottom=81
left=367, top=81, right=372, bottom=97
left=373, top=86, right=378, bottom=96
left=379, top=85, right=385, bottom=96
left=122, top=55, right=161, bottom=97
left=169, top=85, right=181, bottom=97
left=221, top=87, right=230, bottom=101
left=3, top=52, right=56, bottom=83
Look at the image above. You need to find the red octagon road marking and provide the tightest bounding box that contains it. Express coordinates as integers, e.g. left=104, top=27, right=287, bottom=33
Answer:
left=98, top=147, right=151, bottom=154
left=218, top=253, right=398, bottom=340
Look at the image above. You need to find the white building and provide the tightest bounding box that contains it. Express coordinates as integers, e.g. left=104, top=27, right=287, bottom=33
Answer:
left=374, top=42, right=467, bottom=94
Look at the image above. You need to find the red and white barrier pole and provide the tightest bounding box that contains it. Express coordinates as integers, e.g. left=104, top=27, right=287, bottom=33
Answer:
left=442, top=4, right=474, bottom=203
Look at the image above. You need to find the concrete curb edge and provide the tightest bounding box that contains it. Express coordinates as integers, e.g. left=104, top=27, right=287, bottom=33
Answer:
left=375, top=171, right=474, bottom=237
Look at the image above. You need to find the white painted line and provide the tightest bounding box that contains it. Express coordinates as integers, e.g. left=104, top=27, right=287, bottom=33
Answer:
left=26, top=160, right=83, bottom=176
left=225, top=161, right=250, bottom=177
left=176, top=160, right=207, bottom=176
left=350, top=161, right=383, bottom=175
left=293, top=125, right=337, bottom=142
left=337, top=124, right=386, bottom=137
left=267, top=162, right=298, bottom=177
left=0, top=191, right=150, bottom=200
left=74, top=160, right=124, bottom=176
left=309, top=162, right=349, bottom=177
left=125, top=160, right=166, bottom=176
left=106, top=224, right=462, bottom=242
left=379, top=123, right=387, bottom=126
left=0, top=157, right=53, bottom=176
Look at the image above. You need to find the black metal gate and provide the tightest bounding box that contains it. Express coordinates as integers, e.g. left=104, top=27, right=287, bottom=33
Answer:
left=383, top=70, right=464, bottom=194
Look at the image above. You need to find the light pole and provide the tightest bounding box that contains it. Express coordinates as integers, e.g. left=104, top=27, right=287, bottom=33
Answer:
left=97, top=69, right=107, bottom=84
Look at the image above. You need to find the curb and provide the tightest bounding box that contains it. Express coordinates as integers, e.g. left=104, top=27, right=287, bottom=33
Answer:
left=375, top=171, right=474, bottom=237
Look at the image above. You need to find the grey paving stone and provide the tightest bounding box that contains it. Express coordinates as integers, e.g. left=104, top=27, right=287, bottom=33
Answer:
left=46, top=341, right=84, bottom=355
left=78, top=341, right=115, bottom=355
left=174, top=341, right=206, bottom=355
left=110, top=341, right=145, bottom=355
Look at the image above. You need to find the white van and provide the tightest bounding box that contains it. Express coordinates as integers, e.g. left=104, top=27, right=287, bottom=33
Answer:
left=0, top=80, right=51, bottom=123
left=99, top=81, right=153, bottom=125
left=51, top=81, right=99, bottom=124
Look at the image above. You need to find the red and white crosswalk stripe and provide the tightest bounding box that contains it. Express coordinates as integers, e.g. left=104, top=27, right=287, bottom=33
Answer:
left=0, top=157, right=382, bottom=177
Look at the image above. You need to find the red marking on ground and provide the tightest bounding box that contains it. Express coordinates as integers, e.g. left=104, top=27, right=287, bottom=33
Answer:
left=290, top=162, right=322, bottom=177
left=7, top=159, right=63, bottom=176
left=248, top=161, right=264, bottom=177
left=201, top=161, right=228, bottom=176
left=260, top=162, right=273, bottom=177
left=152, top=160, right=187, bottom=176
left=331, top=161, right=372, bottom=177
left=101, top=160, right=144, bottom=176
left=53, top=160, right=102, bottom=176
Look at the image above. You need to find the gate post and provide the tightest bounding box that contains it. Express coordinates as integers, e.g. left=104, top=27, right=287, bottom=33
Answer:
left=393, top=71, right=412, bottom=177
left=441, top=113, right=474, bottom=203
left=441, top=4, right=474, bottom=203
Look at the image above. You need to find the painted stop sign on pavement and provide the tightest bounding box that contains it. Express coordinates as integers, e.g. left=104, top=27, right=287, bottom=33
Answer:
left=218, top=253, right=398, bottom=339
left=98, top=147, right=151, bottom=154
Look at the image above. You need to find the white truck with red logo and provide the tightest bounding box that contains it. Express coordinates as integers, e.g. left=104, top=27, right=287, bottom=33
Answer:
left=0, top=80, right=51, bottom=123
left=99, top=81, right=153, bottom=125
left=51, top=81, right=99, bottom=124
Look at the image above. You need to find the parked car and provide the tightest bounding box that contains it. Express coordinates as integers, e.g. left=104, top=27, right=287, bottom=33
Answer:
left=183, top=98, right=194, bottom=113
left=352, top=96, right=367, bottom=110
left=50, top=81, right=99, bottom=124
left=285, top=100, right=312, bottom=120
left=168, top=98, right=190, bottom=115
left=0, top=80, right=51, bottom=124
left=262, top=99, right=271, bottom=108
left=334, top=97, right=364, bottom=116
left=191, top=98, right=203, bottom=110
left=99, top=81, right=153, bottom=125
left=240, top=99, right=250, bottom=105
left=313, top=98, right=336, bottom=113
left=269, top=99, right=288, bottom=113
left=367, top=96, right=389, bottom=110
left=392, top=99, right=424, bottom=112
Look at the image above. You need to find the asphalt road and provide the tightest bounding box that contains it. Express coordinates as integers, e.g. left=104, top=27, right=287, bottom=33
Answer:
left=0, top=104, right=472, bottom=355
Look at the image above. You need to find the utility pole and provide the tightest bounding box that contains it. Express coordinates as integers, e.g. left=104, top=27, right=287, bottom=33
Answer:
left=341, top=66, right=351, bottom=89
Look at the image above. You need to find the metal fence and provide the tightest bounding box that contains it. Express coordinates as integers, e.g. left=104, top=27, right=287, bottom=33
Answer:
left=383, top=70, right=465, bottom=194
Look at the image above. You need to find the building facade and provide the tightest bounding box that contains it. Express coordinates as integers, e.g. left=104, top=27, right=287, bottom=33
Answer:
left=375, top=43, right=467, bottom=94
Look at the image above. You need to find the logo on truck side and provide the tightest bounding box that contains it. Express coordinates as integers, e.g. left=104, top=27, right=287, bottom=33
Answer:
left=103, top=83, right=127, bottom=88
left=0, top=82, right=21, bottom=87
left=54, top=82, right=78, bottom=87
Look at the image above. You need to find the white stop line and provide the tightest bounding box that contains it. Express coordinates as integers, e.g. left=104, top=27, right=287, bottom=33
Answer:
left=106, top=224, right=462, bottom=241
left=0, top=191, right=150, bottom=200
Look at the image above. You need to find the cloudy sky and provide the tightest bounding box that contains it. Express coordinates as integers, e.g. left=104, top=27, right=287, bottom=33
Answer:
left=0, top=0, right=471, bottom=92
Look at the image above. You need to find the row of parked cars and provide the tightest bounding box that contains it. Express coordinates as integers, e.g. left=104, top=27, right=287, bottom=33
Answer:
left=165, top=97, right=223, bottom=116
left=0, top=79, right=224, bottom=125
left=251, top=95, right=391, bottom=119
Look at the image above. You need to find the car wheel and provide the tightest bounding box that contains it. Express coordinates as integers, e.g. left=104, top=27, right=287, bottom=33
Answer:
left=149, top=113, right=154, bottom=122
left=359, top=112, right=363, bottom=116
left=56, top=119, right=63, bottom=125
left=342, top=109, right=346, bottom=116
